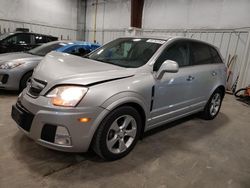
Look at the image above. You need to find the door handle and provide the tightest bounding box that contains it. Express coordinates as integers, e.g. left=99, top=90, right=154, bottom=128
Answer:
left=186, top=75, right=195, bottom=81
left=211, top=71, right=217, bottom=76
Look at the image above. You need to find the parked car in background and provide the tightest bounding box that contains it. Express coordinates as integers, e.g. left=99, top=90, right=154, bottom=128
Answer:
left=0, top=31, right=58, bottom=53
left=0, top=41, right=100, bottom=90
left=11, top=37, right=226, bottom=160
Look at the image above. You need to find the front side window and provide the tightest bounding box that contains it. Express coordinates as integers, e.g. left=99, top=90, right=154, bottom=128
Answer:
left=154, top=41, right=190, bottom=71
left=64, top=45, right=90, bottom=56
left=3, top=33, right=31, bottom=45
left=88, top=38, right=164, bottom=68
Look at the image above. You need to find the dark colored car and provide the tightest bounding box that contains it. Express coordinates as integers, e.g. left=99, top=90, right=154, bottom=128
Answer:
left=0, top=31, right=58, bottom=53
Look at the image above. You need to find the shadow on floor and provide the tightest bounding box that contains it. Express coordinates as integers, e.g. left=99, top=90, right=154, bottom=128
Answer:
left=0, top=90, right=19, bottom=96
left=10, top=112, right=229, bottom=182
left=236, top=97, right=250, bottom=105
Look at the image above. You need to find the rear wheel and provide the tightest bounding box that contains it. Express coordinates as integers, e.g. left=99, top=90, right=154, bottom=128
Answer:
left=92, top=106, right=142, bottom=161
left=201, top=90, right=223, bottom=120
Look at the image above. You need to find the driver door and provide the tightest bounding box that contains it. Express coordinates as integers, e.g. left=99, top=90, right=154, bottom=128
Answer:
left=149, top=41, right=195, bottom=127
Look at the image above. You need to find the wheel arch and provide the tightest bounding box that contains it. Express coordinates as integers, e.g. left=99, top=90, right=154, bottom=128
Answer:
left=215, top=85, right=226, bottom=98
left=102, top=94, right=148, bottom=138
left=19, top=69, right=33, bottom=89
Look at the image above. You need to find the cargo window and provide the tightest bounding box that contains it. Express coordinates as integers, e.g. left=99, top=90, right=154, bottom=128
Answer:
left=209, top=47, right=223, bottom=64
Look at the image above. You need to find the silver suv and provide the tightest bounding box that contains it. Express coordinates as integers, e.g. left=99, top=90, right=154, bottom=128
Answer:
left=11, top=37, right=226, bottom=160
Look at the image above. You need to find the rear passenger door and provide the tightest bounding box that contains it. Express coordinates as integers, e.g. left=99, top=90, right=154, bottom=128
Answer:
left=188, top=42, right=222, bottom=109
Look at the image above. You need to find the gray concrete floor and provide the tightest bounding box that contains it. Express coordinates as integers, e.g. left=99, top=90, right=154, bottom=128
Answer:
left=0, top=92, right=250, bottom=188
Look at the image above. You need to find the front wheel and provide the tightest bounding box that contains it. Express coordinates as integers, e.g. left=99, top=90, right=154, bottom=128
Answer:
left=92, top=106, right=142, bottom=161
left=201, top=90, right=223, bottom=120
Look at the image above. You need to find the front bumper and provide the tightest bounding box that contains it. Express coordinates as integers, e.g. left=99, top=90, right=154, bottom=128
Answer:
left=11, top=89, right=109, bottom=152
left=0, top=69, right=22, bottom=90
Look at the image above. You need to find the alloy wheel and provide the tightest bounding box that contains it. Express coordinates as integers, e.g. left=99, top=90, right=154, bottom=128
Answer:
left=106, top=115, right=137, bottom=154
left=209, top=93, right=221, bottom=116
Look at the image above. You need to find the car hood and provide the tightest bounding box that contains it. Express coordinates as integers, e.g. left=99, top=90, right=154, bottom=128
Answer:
left=0, top=52, right=42, bottom=64
left=33, top=51, right=135, bottom=86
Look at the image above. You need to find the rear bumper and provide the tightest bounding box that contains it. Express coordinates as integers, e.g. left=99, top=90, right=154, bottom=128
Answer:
left=12, top=90, right=110, bottom=152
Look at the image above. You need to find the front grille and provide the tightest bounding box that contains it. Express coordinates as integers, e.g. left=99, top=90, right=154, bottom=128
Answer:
left=41, top=124, right=57, bottom=143
left=11, top=102, right=34, bottom=132
left=27, top=78, right=47, bottom=98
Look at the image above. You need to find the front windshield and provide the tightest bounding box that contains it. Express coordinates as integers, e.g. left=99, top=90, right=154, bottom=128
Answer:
left=28, top=42, right=67, bottom=56
left=88, top=38, right=165, bottom=68
left=0, top=33, right=12, bottom=41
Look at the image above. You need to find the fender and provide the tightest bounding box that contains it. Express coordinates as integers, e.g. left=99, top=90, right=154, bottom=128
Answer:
left=101, top=91, right=150, bottom=118
left=84, top=92, right=150, bottom=150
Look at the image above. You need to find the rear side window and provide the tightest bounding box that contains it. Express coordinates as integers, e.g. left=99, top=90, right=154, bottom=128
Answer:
left=154, top=41, right=190, bottom=71
left=47, top=36, right=58, bottom=42
left=190, top=42, right=213, bottom=65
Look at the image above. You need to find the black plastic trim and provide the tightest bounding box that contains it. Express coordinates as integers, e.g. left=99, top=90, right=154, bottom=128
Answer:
left=150, top=85, right=155, bottom=111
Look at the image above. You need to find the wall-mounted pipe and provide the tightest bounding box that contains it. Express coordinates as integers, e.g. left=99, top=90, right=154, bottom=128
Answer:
left=93, top=0, right=98, bottom=42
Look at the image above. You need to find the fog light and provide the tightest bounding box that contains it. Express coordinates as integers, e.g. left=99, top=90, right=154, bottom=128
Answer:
left=54, top=126, right=72, bottom=146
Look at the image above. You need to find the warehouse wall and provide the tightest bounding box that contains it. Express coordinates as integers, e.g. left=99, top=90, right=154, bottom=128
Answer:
left=86, top=0, right=130, bottom=30
left=85, top=0, right=130, bottom=43
left=143, top=0, right=250, bottom=29
left=0, top=0, right=78, bottom=39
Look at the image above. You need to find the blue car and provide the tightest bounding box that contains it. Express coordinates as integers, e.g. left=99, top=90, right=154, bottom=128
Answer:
left=0, top=41, right=101, bottom=90
left=56, top=41, right=101, bottom=55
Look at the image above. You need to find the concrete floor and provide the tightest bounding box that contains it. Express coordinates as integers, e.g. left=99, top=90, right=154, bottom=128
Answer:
left=0, top=92, right=250, bottom=188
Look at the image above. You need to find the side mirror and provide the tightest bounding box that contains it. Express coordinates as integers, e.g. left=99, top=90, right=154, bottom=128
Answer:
left=156, top=60, right=179, bottom=79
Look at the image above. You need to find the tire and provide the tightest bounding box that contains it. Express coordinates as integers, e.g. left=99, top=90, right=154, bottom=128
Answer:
left=201, top=89, right=223, bottom=120
left=92, top=106, right=142, bottom=161
left=20, top=71, right=32, bottom=91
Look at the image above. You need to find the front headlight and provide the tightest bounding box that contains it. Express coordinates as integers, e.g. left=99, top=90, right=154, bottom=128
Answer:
left=0, top=61, right=25, bottom=69
left=46, top=86, right=88, bottom=107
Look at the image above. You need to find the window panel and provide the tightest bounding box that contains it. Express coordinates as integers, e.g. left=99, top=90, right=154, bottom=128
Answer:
left=154, top=41, right=189, bottom=71
left=34, top=35, right=47, bottom=44
left=191, top=42, right=213, bottom=65
left=209, top=47, right=223, bottom=64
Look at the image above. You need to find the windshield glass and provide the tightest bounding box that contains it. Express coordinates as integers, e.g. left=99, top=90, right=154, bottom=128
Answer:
left=0, top=33, right=13, bottom=41
left=88, top=38, right=165, bottom=68
left=28, top=42, right=67, bottom=56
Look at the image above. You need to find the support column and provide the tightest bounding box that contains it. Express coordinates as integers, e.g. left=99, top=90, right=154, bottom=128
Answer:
left=76, top=0, right=87, bottom=40
left=131, top=0, right=144, bottom=28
